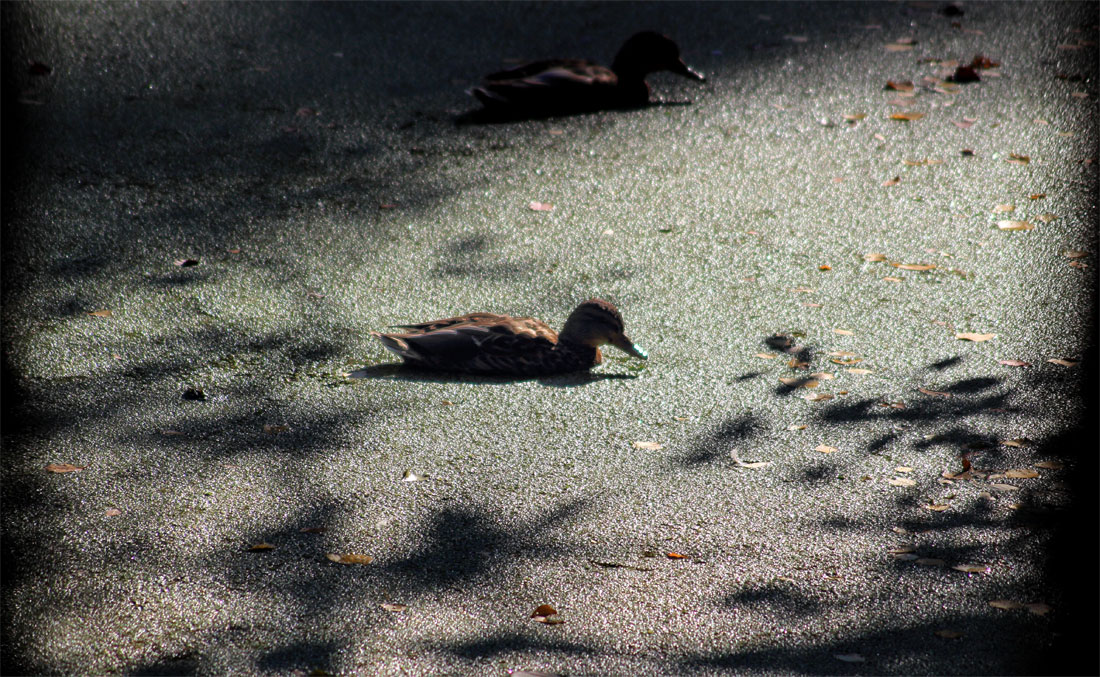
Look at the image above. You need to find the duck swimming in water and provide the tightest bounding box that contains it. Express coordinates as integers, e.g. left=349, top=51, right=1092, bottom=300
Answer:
left=468, top=31, right=705, bottom=116
left=372, top=298, right=647, bottom=375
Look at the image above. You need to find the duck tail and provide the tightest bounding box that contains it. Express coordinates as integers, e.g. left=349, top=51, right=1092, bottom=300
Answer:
left=371, top=332, right=419, bottom=361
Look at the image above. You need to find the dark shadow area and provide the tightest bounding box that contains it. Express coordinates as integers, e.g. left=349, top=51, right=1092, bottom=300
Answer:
left=720, top=581, right=826, bottom=617
left=672, top=413, right=762, bottom=467
left=454, top=97, right=695, bottom=126
left=433, top=632, right=596, bottom=660
left=129, top=651, right=201, bottom=676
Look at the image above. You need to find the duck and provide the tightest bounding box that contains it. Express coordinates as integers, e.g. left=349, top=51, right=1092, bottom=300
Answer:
left=468, top=31, right=705, bottom=116
left=372, top=298, right=647, bottom=375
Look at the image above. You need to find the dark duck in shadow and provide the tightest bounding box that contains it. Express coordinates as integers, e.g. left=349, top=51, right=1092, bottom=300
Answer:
left=467, top=31, right=705, bottom=117
left=372, top=299, right=647, bottom=376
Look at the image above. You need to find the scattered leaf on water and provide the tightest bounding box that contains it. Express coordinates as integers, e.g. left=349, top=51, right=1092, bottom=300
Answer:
left=835, top=653, right=865, bottom=663
left=887, top=477, right=916, bottom=486
left=804, top=393, right=834, bottom=402
left=1002, top=438, right=1031, bottom=447
left=1024, top=602, right=1052, bottom=616
left=998, top=359, right=1030, bottom=367
left=925, top=503, right=951, bottom=512
left=889, top=112, right=925, bottom=121
left=844, top=113, right=867, bottom=123
left=531, top=604, right=564, bottom=624
left=888, top=546, right=915, bottom=554
left=1006, top=153, right=1030, bottom=165
left=893, top=263, right=936, bottom=271
left=833, top=329, right=853, bottom=336
left=46, top=463, right=84, bottom=473
left=780, top=377, right=819, bottom=388
left=263, top=424, right=290, bottom=434
left=885, top=80, right=914, bottom=91
left=993, top=204, right=1015, bottom=213
left=755, top=352, right=778, bottom=359
left=88, top=309, right=112, bottom=317
left=789, top=287, right=815, bottom=293
left=815, top=445, right=838, bottom=454
left=956, top=332, right=995, bottom=342
left=864, top=252, right=887, bottom=262
left=788, top=424, right=806, bottom=431
left=666, top=552, right=688, bottom=559
left=632, top=441, right=663, bottom=451
left=935, top=629, right=964, bottom=639
left=918, top=387, right=952, bottom=398
left=997, top=220, right=1034, bottom=231
left=848, top=368, right=874, bottom=375
left=402, top=469, right=425, bottom=482
left=881, top=176, right=901, bottom=186
left=989, top=599, right=1021, bottom=610
left=730, top=448, right=771, bottom=468
left=1036, top=213, right=1057, bottom=223
left=1063, top=250, right=1088, bottom=259
left=105, top=508, right=122, bottom=517
left=528, top=201, right=554, bottom=212
left=1034, top=460, right=1063, bottom=470
left=381, top=603, right=407, bottom=612
left=953, top=563, right=990, bottom=573
left=1047, top=358, right=1077, bottom=367
left=1004, top=468, right=1039, bottom=479
left=326, top=553, right=373, bottom=565
left=248, top=543, right=275, bottom=551
left=883, top=276, right=903, bottom=282
left=989, top=483, right=1019, bottom=492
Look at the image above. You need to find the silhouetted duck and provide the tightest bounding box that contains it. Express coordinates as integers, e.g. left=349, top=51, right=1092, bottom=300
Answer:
left=468, top=31, right=705, bottom=116
left=372, top=299, right=647, bottom=375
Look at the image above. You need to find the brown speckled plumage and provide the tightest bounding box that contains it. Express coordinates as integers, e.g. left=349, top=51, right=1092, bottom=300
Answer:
left=372, top=299, right=647, bottom=375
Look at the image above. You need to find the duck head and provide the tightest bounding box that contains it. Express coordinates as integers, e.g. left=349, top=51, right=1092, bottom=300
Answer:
left=559, top=298, right=648, bottom=359
left=611, top=31, right=706, bottom=83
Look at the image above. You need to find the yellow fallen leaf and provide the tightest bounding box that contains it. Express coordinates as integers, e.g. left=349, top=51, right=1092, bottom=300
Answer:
left=833, top=329, right=853, bottom=335
left=326, top=553, right=373, bottom=565
left=863, top=253, right=887, bottom=262
left=925, top=503, right=951, bottom=512
left=956, top=332, right=995, bottom=342
left=848, top=367, right=873, bottom=375
left=894, top=263, right=936, bottom=271
left=815, top=444, right=838, bottom=454
left=87, top=309, right=113, bottom=317
left=779, top=377, right=819, bottom=388
left=997, top=220, right=1034, bottom=231
left=992, top=204, right=1015, bottom=213
left=632, top=441, right=663, bottom=451
left=1004, top=468, right=1039, bottom=479
left=889, top=111, right=925, bottom=121
left=887, top=477, right=916, bottom=486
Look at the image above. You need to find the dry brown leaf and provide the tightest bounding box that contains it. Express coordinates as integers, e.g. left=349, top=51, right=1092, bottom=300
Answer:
left=956, top=332, right=995, bottom=342
left=885, top=80, right=915, bottom=91
left=993, top=204, right=1015, bottom=213
left=87, top=309, right=112, bottom=318
left=46, top=462, right=85, bottom=473
left=1004, top=468, right=1039, bottom=479
left=953, top=563, right=991, bottom=573
left=666, top=552, right=688, bottom=559
left=998, top=359, right=1030, bottom=367
left=632, top=441, right=663, bottom=451
left=989, top=599, right=1021, bottom=610
left=1034, top=460, right=1064, bottom=470
left=989, top=483, right=1019, bottom=492
left=815, top=444, right=838, bottom=454
left=848, top=367, right=873, bottom=375
left=918, top=387, right=952, bottom=398
left=1006, top=153, right=1030, bottom=165
left=787, top=359, right=810, bottom=369
left=882, top=276, right=903, bottom=282
left=818, top=264, right=832, bottom=271
left=755, top=352, right=778, bottom=359
left=997, top=220, right=1034, bottom=231
left=885, top=43, right=914, bottom=52
left=804, top=393, right=834, bottom=402
left=381, top=603, right=407, bottom=612
left=528, top=201, right=554, bottom=211
left=833, top=329, right=854, bottom=335
left=889, top=112, right=925, bottom=121
left=248, top=543, right=275, bottom=551
left=780, top=377, right=819, bottom=388
left=894, top=263, right=936, bottom=271
left=1036, top=213, right=1057, bottom=223
left=1063, top=250, right=1088, bottom=259
left=844, top=113, right=867, bottom=122
left=788, top=424, right=806, bottom=431
left=864, top=252, right=887, bottom=262
left=888, top=546, right=915, bottom=554
left=1047, top=358, right=1077, bottom=367
left=925, top=503, right=951, bottom=512
left=896, top=466, right=913, bottom=473
left=887, top=477, right=916, bottom=486
left=326, top=553, right=373, bottom=565
left=831, top=358, right=862, bottom=365
left=105, top=508, right=122, bottom=517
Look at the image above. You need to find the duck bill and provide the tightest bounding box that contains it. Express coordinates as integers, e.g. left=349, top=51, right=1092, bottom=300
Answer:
left=671, top=59, right=705, bottom=82
left=613, top=334, right=648, bottom=359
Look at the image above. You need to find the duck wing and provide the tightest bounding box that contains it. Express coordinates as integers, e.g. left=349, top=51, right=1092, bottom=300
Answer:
left=483, top=58, right=608, bottom=82
left=472, top=60, right=617, bottom=110
left=377, top=319, right=557, bottom=372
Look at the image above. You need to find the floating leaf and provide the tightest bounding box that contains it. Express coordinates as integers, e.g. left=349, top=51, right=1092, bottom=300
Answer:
left=815, top=444, right=838, bottom=454
left=263, top=424, right=290, bottom=434
left=882, top=276, right=902, bottom=282
left=893, top=263, right=936, bottom=271
left=804, top=393, right=834, bottom=402
left=1036, top=213, right=1058, bottom=223
left=918, top=387, right=952, bottom=398
left=789, top=287, right=815, bottom=293
left=895, top=466, right=913, bottom=473
left=1034, top=460, right=1063, bottom=470
left=632, top=441, right=663, bottom=451
left=755, top=352, right=778, bottom=359
left=326, top=553, right=373, bottom=565
left=998, top=359, right=1030, bottom=367
left=780, top=377, right=819, bottom=388
left=730, top=448, right=771, bottom=468
left=835, top=654, right=865, bottom=663
left=1047, top=358, right=1077, bottom=367
left=925, top=503, right=951, bottom=512
left=888, top=546, right=915, bottom=555
left=248, top=542, right=275, bottom=551
left=1006, top=153, right=1030, bottom=165
left=997, top=220, right=1034, bottom=231
left=848, top=368, right=873, bottom=375
left=993, top=204, right=1015, bottom=213
left=1001, top=438, right=1031, bottom=448
left=887, top=477, right=916, bottom=486
left=46, top=463, right=84, bottom=473
left=87, top=309, right=112, bottom=317
left=818, top=264, right=832, bottom=271
left=528, top=201, right=554, bottom=212
left=882, top=176, right=901, bottom=186
left=1004, top=468, right=1039, bottom=479
left=788, top=424, right=806, bottom=431
left=889, top=112, right=925, bottom=121
left=843, top=113, right=867, bottom=122
left=105, top=508, right=122, bottom=517
left=1063, top=250, right=1088, bottom=259
left=401, top=469, right=424, bottom=482
left=666, top=552, right=688, bottom=559
left=989, top=599, right=1021, bottom=610
left=956, top=332, right=995, bottom=342
left=989, top=483, right=1019, bottom=492
left=863, top=252, right=887, bottom=262
left=381, top=603, right=407, bottom=612
left=1024, top=602, right=1052, bottom=616
left=953, top=563, right=991, bottom=573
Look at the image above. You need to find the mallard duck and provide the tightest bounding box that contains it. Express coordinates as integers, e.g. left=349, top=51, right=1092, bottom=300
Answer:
left=469, top=31, right=705, bottom=115
left=372, top=298, right=647, bottom=375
